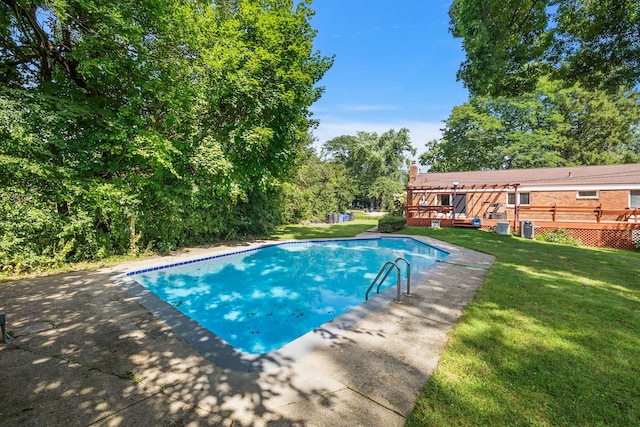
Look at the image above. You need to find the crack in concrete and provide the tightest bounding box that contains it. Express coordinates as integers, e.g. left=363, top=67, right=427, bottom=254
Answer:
left=345, top=384, right=406, bottom=419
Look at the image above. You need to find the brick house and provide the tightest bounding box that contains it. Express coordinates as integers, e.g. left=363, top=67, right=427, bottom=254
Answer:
left=405, top=162, right=640, bottom=249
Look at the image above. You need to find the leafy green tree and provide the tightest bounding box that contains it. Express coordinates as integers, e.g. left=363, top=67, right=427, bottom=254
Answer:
left=552, top=0, right=640, bottom=91
left=281, top=148, right=356, bottom=223
left=449, top=0, right=550, bottom=96
left=323, top=129, right=416, bottom=210
left=421, top=80, right=640, bottom=171
left=0, top=0, right=331, bottom=269
left=450, top=0, right=640, bottom=96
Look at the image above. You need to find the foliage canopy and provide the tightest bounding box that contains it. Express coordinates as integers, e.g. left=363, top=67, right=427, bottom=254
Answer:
left=322, top=129, right=416, bottom=211
left=435, top=1, right=640, bottom=172
left=450, top=0, right=640, bottom=96
left=420, top=80, right=640, bottom=171
left=0, top=0, right=332, bottom=270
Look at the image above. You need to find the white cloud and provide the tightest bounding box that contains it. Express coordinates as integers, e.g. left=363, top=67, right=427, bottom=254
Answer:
left=310, top=118, right=444, bottom=159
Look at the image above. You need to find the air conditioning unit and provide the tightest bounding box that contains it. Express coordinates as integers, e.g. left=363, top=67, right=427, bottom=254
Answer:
left=495, top=222, right=510, bottom=235
left=521, top=221, right=535, bottom=239
left=431, top=220, right=441, bottom=228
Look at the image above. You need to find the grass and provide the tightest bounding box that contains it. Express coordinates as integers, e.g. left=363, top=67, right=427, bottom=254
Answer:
left=269, top=216, right=379, bottom=240
left=7, top=218, right=636, bottom=424
left=1, top=215, right=380, bottom=282
left=400, top=227, right=640, bottom=427
left=0, top=253, right=145, bottom=283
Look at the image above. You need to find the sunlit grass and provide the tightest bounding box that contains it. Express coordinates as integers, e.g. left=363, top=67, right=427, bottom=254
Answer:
left=7, top=218, right=636, bottom=425
left=269, top=217, right=378, bottom=240
left=403, top=227, right=640, bottom=426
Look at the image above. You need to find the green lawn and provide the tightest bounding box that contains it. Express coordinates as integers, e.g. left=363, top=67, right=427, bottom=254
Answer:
left=274, top=221, right=640, bottom=424
left=401, top=227, right=640, bottom=426
left=6, top=218, right=639, bottom=425
left=270, top=216, right=378, bottom=240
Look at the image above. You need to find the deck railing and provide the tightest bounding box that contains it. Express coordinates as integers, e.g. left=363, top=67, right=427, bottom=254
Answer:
left=517, top=205, right=640, bottom=223
left=404, top=203, right=640, bottom=249
left=406, top=203, right=640, bottom=223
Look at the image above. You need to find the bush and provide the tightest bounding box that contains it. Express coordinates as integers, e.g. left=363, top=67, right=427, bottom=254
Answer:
left=539, top=228, right=582, bottom=246
left=378, top=215, right=406, bottom=233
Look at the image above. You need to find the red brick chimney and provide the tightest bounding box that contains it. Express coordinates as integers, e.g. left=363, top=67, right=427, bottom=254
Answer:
left=409, top=161, right=418, bottom=185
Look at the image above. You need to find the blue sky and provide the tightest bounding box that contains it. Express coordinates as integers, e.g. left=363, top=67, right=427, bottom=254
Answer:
left=309, top=1, right=469, bottom=159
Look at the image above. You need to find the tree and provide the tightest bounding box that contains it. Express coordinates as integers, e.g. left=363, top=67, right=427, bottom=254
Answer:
left=420, top=80, right=640, bottom=171
left=552, top=0, right=640, bottom=91
left=322, top=129, right=416, bottom=210
left=0, top=0, right=332, bottom=269
left=450, top=0, right=640, bottom=96
left=449, top=0, right=550, bottom=96
left=281, top=148, right=356, bottom=223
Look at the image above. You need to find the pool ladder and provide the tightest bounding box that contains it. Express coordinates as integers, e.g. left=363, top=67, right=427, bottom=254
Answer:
left=365, top=257, right=411, bottom=303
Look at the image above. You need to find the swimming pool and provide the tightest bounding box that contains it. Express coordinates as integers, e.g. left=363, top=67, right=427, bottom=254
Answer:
left=118, top=236, right=449, bottom=370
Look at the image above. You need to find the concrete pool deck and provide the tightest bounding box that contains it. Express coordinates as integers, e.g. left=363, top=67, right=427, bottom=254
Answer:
left=0, top=234, right=494, bottom=426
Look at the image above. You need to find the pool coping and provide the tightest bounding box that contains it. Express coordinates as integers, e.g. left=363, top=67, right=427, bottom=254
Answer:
left=2, top=232, right=496, bottom=425
left=112, top=235, right=458, bottom=372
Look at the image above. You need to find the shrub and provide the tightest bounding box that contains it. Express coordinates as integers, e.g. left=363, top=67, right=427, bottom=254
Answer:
left=378, top=215, right=406, bottom=233
left=540, top=228, right=582, bottom=246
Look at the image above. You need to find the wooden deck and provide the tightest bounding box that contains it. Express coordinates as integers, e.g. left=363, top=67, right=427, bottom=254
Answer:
left=405, top=205, right=640, bottom=249
left=406, top=203, right=640, bottom=229
left=406, top=215, right=640, bottom=231
left=518, top=205, right=640, bottom=223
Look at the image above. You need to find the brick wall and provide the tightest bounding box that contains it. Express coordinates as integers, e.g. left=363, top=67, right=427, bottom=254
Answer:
left=407, top=188, right=634, bottom=221
left=530, top=190, right=628, bottom=208
left=600, top=190, right=629, bottom=208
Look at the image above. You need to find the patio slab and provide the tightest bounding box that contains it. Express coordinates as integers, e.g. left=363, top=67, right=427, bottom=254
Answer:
left=0, top=234, right=494, bottom=426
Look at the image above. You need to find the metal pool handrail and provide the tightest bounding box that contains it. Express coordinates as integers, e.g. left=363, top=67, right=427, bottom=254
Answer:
left=365, top=257, right=411, bottom=303
left=393, top=257, right=412, bottom=297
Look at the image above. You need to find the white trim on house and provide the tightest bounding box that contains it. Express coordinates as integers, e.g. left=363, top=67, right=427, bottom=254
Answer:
left=631, top=190, right=640, bottom=208
left=409, top=184, right=640, bottom=193
left=577, top=190, right=599, bottom=199
left=520, top=184, right=640, bottom=192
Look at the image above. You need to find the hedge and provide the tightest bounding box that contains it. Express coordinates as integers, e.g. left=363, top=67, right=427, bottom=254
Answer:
left=378, top=215, right=406, bottom=233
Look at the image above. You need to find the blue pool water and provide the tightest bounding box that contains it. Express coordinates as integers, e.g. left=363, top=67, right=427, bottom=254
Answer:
left=129, top=237, right=448, bottom=354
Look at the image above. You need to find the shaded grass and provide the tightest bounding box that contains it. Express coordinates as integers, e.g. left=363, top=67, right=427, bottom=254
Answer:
left=402, top=227, right=640, bottom=426
left=2, top=216, right=380, bottom=282
left=0, top=254, right=142, bottom=283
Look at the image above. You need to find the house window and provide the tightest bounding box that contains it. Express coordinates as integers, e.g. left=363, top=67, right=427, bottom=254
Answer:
left=577, top=190, right=598, bottom=199
left=507, top=192, right=530, bottom=206
left=631, top=190, right=640, bottom=208
left=436, top=194, right=450, bottom=206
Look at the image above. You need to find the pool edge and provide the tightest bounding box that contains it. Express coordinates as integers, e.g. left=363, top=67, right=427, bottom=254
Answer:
left=111, top=234, right=457, bottom=372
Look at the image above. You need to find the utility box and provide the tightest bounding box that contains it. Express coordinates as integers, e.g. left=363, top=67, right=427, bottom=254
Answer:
left=521, top=221, right=535, bottom=239
left=431, top=220, right=441, bottom=228
left=496, top=222, right=511, bottom=235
